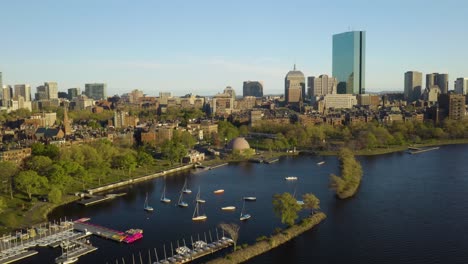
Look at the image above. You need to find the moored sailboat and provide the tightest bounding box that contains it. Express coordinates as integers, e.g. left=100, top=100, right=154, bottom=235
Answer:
left=144, top=193, right=154, bottom=212
left=192, top=202, right=207, bottom=221
left=160, top=185, right=171, bottom=203
left=239, top=200, right=251, bottom=221
left=196, top=186, right=206, bottom=203
left=182, top=178, right=192, bottom=194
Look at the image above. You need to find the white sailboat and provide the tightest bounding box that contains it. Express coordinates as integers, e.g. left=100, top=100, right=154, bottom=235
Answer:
left=192, top=202, right=207, bottom=221
left=182, top=178, right=192, bottom=194
left=177, top=188, right=188, bottom=208
left=196, top=186, right=206, bottom=203
left=160, top=185, right=171, bottom=203
left=144, top=193, right=154, bottom=212
left=293, top=187, right=304, bottom=205
left=239, top=200, right=251, bottom=221
left=221, top=206, right=236, bottom=211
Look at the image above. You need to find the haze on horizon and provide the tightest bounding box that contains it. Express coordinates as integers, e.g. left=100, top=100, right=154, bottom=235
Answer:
left=0, top=0, right=467, bottom=96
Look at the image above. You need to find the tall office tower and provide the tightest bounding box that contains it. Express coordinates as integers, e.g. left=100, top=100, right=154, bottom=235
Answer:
left=455, top=78, right=468, bottom=95
left=1, top=85, right=13, bottom=107
left=14, top=84, right=32, bottom=101
left=223, top=86, right=236, bottom=99
left=426, top=73, right=449, bottom=94
left=285, top=65, right=305, bottom=104
left=307, top=74, right=337, bottom=97
left=85, top=83, right=107, bottom=100
left=404, top=71, right=423, bottom=102
left=45, top=82, right=58, bottom=99
left=332, top=31, right=366, bottom=94
left=67, top=88, right=81, bottom=100
left=243, top=81, right=263, bottom=97
left=35, top=85, right=48, bottom=100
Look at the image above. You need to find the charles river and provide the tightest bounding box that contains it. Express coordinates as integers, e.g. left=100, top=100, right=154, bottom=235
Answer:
left=18, top=144, right=468, bottom=264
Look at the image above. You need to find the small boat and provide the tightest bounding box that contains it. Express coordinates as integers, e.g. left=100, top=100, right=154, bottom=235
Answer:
left=160, top=185, right=171, bottom=203
left=243, top=197, right=257, bottom=201
left=239, top=200, right=251, bottom=221
left=293, top=187, right=303, bottom=205
left=213, top=189, right=224, bottom=194
left=182, top=179, right=192, bottom=194
left=192, top=202, right=207, bottom=221
left=196, top=186, right=206, bottom=203
left=177, top=188, right=188, bottom=208
left=317, top=161, right=325, bottom=165
left=221, top=206, right=236, bottom=211
left=55, top=256, right=78, bottom=264
left=143, top=193, right=154, bottom=212
left=285, top=176, right=298, bottom=181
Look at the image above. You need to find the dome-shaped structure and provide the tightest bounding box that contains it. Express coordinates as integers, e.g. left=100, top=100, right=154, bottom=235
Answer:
left=227, top=137, right=250, bottom=152
left=285, top=64, right=305, bottom=79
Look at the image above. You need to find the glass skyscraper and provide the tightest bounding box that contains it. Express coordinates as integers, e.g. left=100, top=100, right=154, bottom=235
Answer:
left=332, top=31, right=366, bottom=94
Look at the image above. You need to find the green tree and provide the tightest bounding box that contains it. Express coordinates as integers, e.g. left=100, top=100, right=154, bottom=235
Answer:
left=48, top=164, right=73, bottom=191
left=302, top=193, right=320, bottom=214
left=112, top=153, right=137, bottom=177
left=219, top=223, right=240, bottom=251
left=137, top=151, right=153, bottom=173
left=15, top=170, right=49, bottom=200
left=329, top=148, right=363, bottom=199
left=161, top=140, right=187, bottom=165
left=0, top=161, right=18, bottom=199
left=48, top=187, right=62, bottom=204
left=272, top=192, right=302, bottom=226
left=0, top=197, right=6, bottom=213
left=25, top=155, right=53, bottom=176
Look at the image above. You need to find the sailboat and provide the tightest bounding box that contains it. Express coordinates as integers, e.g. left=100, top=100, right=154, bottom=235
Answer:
left=192, top=202, right=207, bottom=221
left=196, top=186, right=206, bottom=203
left=239, top=200, right=251, bottom=221
left=182, top=178, right=192, bottom=194
left=160, top=185, right=171, bottom=203
left=144, top=193, right=154, bottom=212
left=177, top=190, right=188, bottom=208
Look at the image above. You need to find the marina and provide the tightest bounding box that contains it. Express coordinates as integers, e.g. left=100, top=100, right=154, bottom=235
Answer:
left=0, top=220, right=92, bottom=264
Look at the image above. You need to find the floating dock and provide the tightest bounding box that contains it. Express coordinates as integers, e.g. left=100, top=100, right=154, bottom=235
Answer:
left=73, top=219, right=142, bottom=243
left=0, top=250, right=38, bottom=264
left=408, top=146, right=440, bottom=154
left=55, top=239, right=97, bottom=264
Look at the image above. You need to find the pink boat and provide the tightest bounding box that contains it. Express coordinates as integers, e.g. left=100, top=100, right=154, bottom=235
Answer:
left=123, top=232, right=143, bottom=243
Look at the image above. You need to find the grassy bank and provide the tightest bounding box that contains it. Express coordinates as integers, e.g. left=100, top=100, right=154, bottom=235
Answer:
left=206, top=212, right=326, bottom=264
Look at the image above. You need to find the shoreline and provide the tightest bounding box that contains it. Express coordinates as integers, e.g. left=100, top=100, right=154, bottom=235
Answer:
left=206, top=212, right=326, bottom=264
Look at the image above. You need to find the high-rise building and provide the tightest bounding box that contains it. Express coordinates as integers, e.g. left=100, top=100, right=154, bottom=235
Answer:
left=1, top=85, right=13, bottom=107
left=14, top=84, right=32, bottom=101
left=68, top=88, right=81, bottom=100
left=35, top=85, right=48, bottom=100
left=307, top=75, right=337, bottom=97
left=332, top=31, right=366, bottom=94
left=223, top=86, right=236, bottom=99
left=285, top=65, right=305, bottom=104
left=404, top=71, right=423, bottom=102
left=85, top=83, right=107, bottom=100
left=45, top=82, right=58, bottom=99
left=426, top=73, right=449, bottom=94
left=455, top=78, right=468, bottom=95
left=243, top=81, right=263, bottom=97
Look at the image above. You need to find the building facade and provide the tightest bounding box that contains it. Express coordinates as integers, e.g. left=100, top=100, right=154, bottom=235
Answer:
left=284, top=65, right=305, bottom=104
left=85, top=83, right=107, bottom=100
left=45, top=82, right=58, bottom=99
left=426, top=73, right=449, bottom=94
left=438, top=94, right=466, bottom=120
left=68, top=88, right=81, bottom=100
left=323, top=94, right=357, bottom=109
left=332, top=31, right=366, bottom=95
left=243, top=81, right=263, bottom=97
left=14, top=84, right=32, bottom=101
left=455, top=78, right=468, bottom=95
left=307, top=74, right=337, bottom=97
left=404, top=71, right=423, bottom=102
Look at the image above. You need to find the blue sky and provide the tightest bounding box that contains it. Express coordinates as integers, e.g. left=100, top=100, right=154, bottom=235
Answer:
left=1, top=0, right=467, bottom=96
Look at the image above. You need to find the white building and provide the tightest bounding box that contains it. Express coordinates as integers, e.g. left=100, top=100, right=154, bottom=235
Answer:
left=323, top=94, right=357, bottom=109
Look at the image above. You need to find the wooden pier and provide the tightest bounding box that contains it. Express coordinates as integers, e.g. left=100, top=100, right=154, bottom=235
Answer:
left=407, top=146, right=440, bottom=154
left=55, top=239, right=97, bottom=264
left=77, top=193, right=126, bottom=206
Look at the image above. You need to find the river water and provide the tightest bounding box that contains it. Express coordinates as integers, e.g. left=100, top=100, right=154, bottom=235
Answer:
left=18, top=144, right=468, bottom=263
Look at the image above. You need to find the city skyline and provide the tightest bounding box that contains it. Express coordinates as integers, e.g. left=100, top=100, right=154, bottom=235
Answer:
left=0, top=1, right=467, bottom=96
